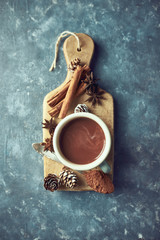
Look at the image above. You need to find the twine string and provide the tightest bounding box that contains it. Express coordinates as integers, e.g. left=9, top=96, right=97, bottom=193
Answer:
left=49, top=31, right=81, bottom=72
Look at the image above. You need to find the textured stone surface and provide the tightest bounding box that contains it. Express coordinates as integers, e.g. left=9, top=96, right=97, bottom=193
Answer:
left=0, top=0, right=160, bottom=239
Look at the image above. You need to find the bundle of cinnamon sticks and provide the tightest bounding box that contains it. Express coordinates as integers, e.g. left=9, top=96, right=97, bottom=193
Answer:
left=47, top=65, right=90, bottom=118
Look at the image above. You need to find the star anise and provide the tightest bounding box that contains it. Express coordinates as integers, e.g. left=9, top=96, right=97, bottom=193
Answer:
left=41, top=134, right=54, bottom=152
left=42, top=118, right=56, bottom=135
left=85, top=90, right=106, bottom=106
left=82, top=72, right=99, bottom=93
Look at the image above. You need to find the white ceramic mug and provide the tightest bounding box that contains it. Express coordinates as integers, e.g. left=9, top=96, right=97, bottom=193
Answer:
left=53, top=112, right=111, bottom=173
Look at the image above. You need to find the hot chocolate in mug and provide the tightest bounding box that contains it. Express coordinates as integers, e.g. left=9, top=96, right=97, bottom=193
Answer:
left=53, top=112, right=111, bottom=173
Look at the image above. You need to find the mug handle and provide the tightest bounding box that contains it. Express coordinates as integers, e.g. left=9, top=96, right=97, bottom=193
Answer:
left=99, top=161, right=111, bottom=174
left=45, top=149, right=111, bottom=173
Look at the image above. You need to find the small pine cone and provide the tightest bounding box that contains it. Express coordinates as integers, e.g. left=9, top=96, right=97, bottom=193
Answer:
left=68, top=58, right=80, bottom=72
left=44, top=174, right=59, bottom=192
left=59, top=167, right=78, bottom=188
left=74, top=104, right=89, bottom=113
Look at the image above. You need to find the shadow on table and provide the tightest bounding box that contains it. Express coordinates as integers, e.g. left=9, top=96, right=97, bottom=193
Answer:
left=113, top=98, right=136, bottom=193
left=90, top=41, right=108, bottom=71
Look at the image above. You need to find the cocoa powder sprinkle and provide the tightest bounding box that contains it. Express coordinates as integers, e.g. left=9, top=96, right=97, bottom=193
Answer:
left=83, top=170, right=114, bottom=194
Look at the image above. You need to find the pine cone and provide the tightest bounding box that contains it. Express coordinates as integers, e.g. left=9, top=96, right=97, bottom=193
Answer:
left=68, top=58, right=80, bottom=72
left=44, top=174, right=59, bottom=192
left=74, top=104, right=89, bottom=113
left=59, top=167, right=78, bottom=188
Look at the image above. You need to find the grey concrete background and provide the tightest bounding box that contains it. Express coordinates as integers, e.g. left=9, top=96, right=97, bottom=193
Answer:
left=0, top=0, right=160, bottom=239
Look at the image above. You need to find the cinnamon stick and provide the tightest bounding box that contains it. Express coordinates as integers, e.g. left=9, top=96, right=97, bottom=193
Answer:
left=47, top=81, right=70, bottom=106
left=47, top=65, right=90, bottom=107
left=48, top=99, right=63, bottom=117
left=48, top=82, right=86, bottom=117
left=75, top=82, right=86, bottom=96
left=48, top=65, right=90, bottom=118
left=48, top=90, right=66, bottom=107
left=59, top=65, right=84, bottom=118
left=81, top=66, right=91, bottom=79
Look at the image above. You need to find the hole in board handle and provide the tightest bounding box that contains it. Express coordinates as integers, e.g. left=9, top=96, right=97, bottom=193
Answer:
left=77, top=48, right=81, bottom=52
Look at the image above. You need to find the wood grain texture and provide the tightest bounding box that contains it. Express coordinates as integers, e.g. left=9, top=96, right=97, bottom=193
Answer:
left=43, top=33, right=114, bottom=191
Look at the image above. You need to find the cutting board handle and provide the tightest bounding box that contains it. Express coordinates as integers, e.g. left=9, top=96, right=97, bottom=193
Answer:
left=63, top=33, right=94, bottom=67
left=63, top=33, right=94, bottom=84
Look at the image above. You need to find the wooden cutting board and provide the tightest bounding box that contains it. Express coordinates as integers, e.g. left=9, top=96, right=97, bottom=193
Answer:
left=43, top=33, right=114, bottom=191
